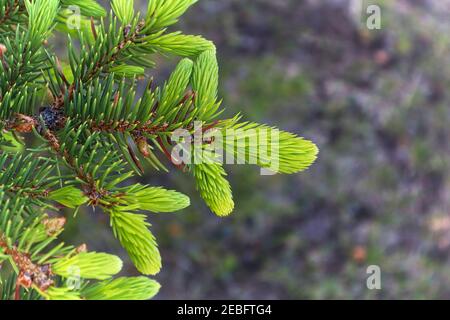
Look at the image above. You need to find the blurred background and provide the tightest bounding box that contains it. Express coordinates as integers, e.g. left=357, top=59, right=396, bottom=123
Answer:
left=65, top=0, right=450, bottom=299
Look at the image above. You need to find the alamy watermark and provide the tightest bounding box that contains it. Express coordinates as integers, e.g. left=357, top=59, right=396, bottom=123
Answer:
left=65, top=265, right=81, bottom=291
left=350, top=1, right=382, bottom=30
left=65, top=5, right=82, bottom=30
left=366, top=265, right=382, bottom=290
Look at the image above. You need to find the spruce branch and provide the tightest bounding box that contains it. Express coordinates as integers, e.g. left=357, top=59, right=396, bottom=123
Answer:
left=0, top=0, right=319, bottom=300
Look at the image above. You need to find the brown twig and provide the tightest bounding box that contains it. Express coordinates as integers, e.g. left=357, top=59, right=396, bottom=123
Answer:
left=0, top=236, right=54, bottom=296
left=42, top=128, right=108, bottom=205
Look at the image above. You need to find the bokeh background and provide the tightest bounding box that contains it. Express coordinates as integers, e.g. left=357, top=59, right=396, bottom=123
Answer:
left=65, top=0, right=450, bottom=299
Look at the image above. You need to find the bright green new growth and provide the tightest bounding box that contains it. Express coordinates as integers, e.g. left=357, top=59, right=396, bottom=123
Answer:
left=119, top=184, right=190, bottom=213
left=194, top=164, right=234, bottom=217
left=82, top=277, right=161, bottom=300
left=110, top=209, right=161, bottom=275
left=0, top=0, right=318, bottom=300
left=26, top=0, right=59, bottom=43
left=222, top=122, right=319, bottom=174
left=48, top=186, right=89, bottom=208
left=53, top=252, right=123, bottom=280
left=145, top=0, right=197, bottom=32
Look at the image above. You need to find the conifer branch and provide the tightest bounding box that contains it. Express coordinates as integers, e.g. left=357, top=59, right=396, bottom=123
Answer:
left=0, top=0, right=319, bottom=300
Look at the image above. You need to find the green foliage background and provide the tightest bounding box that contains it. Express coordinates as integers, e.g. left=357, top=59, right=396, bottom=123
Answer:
left=64, top=0, right=450, bottom=299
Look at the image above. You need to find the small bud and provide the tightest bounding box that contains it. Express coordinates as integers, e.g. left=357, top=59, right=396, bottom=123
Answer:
left=137, top=137, right=150, bottom=158
left=40, top=264, right=51, bottom=274
left=37, top=278, right=54, bottom=291
left=123, top=24, right=132, bottom=38
left=42, top=217, right=66, bottom=236
left=17, top=272, right=33, bottom=289
left=40, top=106, right=66, bottom=131
left=11, top=114, right=37, bottom=133
left=75, top=244, right=88, bottom=254
left=34, top=265, right=54, bottom=291
left=0, top=44, right=6, bottom=57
